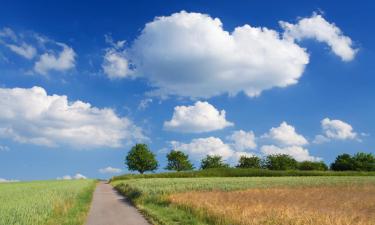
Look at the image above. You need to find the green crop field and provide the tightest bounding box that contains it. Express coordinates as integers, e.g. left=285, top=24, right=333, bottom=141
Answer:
left=0, top=179, right=96, bottom=225
left=113, top=176, right=375, bottom=225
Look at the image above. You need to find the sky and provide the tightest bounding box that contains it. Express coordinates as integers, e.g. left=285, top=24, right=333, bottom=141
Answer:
left=0, top=0, right=374, bottom=181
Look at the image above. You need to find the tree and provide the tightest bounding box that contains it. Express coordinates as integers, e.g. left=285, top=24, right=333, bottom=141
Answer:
left=352, top=152, right=375, bottom=171
left=298, top=161, right=328, bottom=171
left=236, top=156, right=261, bottom=169
left=200, top=155, right=229, bottom=170
left=264, top=154, right=298, bottom=170
left=330, top=153, right=355, bottom=171
left=125, top=143, right=158, bottom=174
left=165, top=150, right=194, bottom=171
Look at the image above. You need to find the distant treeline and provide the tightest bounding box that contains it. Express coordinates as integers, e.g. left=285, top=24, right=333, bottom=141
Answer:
left=111, top=144, right=375, bottom=181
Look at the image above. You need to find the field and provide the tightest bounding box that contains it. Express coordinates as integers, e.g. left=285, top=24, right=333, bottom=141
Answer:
left=113, top=176, right=375, bottom=225
left=0, top=179, right=96, bottom=225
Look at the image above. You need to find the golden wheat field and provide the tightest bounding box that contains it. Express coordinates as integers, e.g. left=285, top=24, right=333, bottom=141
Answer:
left=169, top=184, right=375, bottom=225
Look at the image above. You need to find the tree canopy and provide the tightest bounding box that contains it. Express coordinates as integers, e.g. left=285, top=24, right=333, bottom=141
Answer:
left=165, top=150, right=194, bottom=171
left=125, top=143, right=158, bottom=174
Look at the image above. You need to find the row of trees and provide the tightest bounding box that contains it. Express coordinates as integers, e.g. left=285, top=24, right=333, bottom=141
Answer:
left=125, top=144, right=375, bottom=174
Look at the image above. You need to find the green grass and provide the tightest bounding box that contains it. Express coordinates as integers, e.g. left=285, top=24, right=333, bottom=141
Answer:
left=113, top=176, right=375, bottom=225
left=0, top=179, right=96, bottom=225
left=111, top=168, right=375, bottom=181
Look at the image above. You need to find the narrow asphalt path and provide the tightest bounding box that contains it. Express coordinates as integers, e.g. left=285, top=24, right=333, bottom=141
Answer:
left=85, top=182, right=150, bottom=225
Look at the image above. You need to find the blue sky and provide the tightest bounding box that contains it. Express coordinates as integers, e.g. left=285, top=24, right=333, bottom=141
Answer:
left=0, top=0, right=374, bottom=181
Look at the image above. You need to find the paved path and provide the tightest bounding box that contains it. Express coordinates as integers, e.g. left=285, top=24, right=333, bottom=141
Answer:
left=85, top=182, right=150, bottom=225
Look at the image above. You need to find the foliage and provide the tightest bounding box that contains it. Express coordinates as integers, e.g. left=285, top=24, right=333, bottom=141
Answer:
left=352, top=152, right=375, bottom=171
left=126, top=143, right=158, bottom=174
left=165, top=150, right=194, bottom=171
left=298, top=161, right=328, bottom=171
left=331, top=152, right=375, bottom=171
left=264, top=154, right=298, bottom=170
left=200, top=155, right=229, bottom=170
left=0, top=180, right=95, bottom=225
left=236, top=156, right=262, bottom=169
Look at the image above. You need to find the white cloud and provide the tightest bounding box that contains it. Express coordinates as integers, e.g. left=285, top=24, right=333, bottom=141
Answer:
left=0, top=145, right=9, bottom=151
left=0, top=178, right=19, bottom=183
left=74, top=173, right=87, bottom=179
left=57, top=173, right=87, bottom=180
left=171, top=137, right=234, bottom=160
left=34, top=44, right=76, bottom=75
left=227, top=130, right=257, bottom=151
left=280, top=13, right=357, bottom=61
left=164, top=101, right=233, bottom=133
left=99, top=166, right=122, bottom=174
left=262, top=122, right=308, bottom=146
left=128, top=11, right=309, bottom=98
left=102, top=36, right=132, bottom=79
left=112, top=11, right=354, bottom=98
left=0, top=86, right=145, bottom=149
left=171, top=136, right=256, bottom=164
left=314, top=118, right=358, bottom=143
left=6, top=43, right=36, bottom=59
left=261, top=145, right=320, bottom=162
left=138, top=98, right=153, bottom=110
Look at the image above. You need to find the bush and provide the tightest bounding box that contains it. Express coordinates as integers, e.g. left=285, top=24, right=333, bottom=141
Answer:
left=165, top=150, right=194, bottom=171
left=352, top=152, right=375, bottom=171
left=125, top=143, right=158, bottom=174
left=236, top=156, right=262, bottom=169
left=200, top=155, right=229, bottom=170
left=264, top=154, right=298, bottom=170
left=298, top=161, right=328, bottom=171
left=330, top=153, right=355, bottom=171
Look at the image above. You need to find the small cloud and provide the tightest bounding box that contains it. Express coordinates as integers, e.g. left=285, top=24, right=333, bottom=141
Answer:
left=57, top=173, right=87, bottom=180
left=0, top=178, right=19, bottom=183
left=164, top=101, right=233, bottom=133
left=102, top=35, right=132, bottom=79
left=261, top=122, right=308, bottom=146
left=314, top=118, right=359, bottom=144
left=227, top=130, right=257, bottom=151
left=99, top=166, right=122, bottom=174
left=138, top=98, right=153, bottom=110
left=34, top=44, right=76, bottom=75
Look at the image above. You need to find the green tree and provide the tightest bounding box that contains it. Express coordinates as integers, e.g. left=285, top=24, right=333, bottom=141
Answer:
left=125, top=143, right=158, bottom=174
left=236, top=156, right=261, bottom=169
left=298, top=161, right=328, bottom=171
left=264, top=154, right=298, bottom=170
left=330, top=153, right=355, bottom=171
left=165, top=150, right=194, bottom=171
left=200, top=155, right=229, bottom=170
left=352, top=152, right=375, bottom=171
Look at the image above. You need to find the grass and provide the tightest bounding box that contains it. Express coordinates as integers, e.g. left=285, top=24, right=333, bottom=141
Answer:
left=111, top=168, right=375, bottom=181
left=113, top=176, right=375, bottom=225
left=169, top=184, right=375, bottom=225
left=0, top=179, right=96, bottom=225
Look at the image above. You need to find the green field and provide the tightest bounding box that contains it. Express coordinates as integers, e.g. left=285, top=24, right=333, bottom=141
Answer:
left=0, top=180, right=96, bottom=225
left=113, top=176, right=375, bottom=225
left=111, top=168, right=375, bottom=181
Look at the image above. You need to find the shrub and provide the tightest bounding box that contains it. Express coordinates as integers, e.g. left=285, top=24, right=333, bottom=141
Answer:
left=264, top=154, right=298, bottom=170
left=165, top=150, right=194, bottom=171
left=200, top=155, right=229, bottom=170
left=236, top=156, right=262, bottom=169
left=298, top=161, right=328, bottom=171
left=125, top=143, right=158, bottom=174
